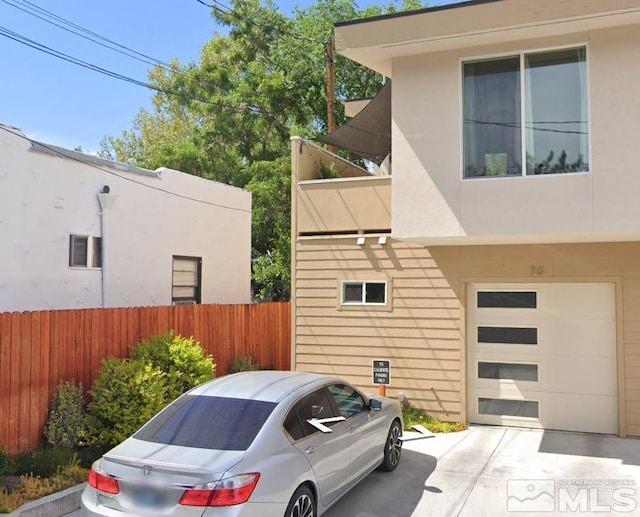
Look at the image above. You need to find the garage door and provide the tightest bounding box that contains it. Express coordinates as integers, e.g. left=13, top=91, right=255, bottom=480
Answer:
left=467, top=283, right=617, bottom=434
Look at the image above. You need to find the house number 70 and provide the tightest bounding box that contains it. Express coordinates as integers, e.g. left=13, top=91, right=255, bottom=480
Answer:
left=530, top=266, right=545, bottom=276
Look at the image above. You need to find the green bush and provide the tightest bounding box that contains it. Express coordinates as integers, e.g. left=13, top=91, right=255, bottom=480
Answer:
left=44, top=380, right=84, bottom=449
left=0, top=445, right=15, bottom=477
left=14, top=448, right=78, bottom=478
left=83, top=332, right=215, bottom=449
left=227, top=356, right=260, bottom=374
left=83, top=357, right=168, bottom=448
left=132, top=332, right=215, bottom=400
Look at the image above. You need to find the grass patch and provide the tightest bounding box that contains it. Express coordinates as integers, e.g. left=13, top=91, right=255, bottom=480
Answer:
left=402, top=405, right=468, bottom=433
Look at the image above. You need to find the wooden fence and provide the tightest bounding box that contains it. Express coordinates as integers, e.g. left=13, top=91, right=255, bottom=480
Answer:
left=0, top=303, right=291, bottom=454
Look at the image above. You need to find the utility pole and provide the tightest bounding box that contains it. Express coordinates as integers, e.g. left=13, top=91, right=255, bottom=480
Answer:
left=326, top=34, right=337, bottom=154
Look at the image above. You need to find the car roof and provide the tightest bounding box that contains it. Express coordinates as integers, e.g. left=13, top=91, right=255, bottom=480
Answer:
left=189, top=370, right=341, bottom=403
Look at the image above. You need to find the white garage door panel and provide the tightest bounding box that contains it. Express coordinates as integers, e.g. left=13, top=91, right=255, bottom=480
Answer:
left=468, top=283, right=617, bottom=434
left=472, top=319, right=615, bottom=358
left=471, top=356, right=617, bottom=395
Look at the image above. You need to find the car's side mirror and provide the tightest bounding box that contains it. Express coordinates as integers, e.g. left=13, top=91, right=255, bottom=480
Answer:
left=369, top=399, right=382, bottom=411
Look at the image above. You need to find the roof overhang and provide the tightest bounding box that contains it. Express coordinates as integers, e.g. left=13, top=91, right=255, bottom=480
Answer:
left=335, top=0, right=640, bottom=76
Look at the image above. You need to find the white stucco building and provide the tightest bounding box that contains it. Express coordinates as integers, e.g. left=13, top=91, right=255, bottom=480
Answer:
left=0, top=123, right=252, bottom=312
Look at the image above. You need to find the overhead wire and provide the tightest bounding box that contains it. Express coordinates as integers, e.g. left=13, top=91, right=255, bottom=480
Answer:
left=0, top=124, right=251, bottom=213
left=0, top=0, right=172, bottom=69
left=0, top=25, right=273, bottom=118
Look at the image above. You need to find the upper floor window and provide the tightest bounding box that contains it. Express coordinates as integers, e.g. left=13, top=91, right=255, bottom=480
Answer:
left=463, top=47, right=588, bottom=178
left=69, top=235, right=102, bottom=268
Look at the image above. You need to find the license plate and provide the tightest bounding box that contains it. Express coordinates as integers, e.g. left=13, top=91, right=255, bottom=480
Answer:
left=130, top=486, right=170, bottom=508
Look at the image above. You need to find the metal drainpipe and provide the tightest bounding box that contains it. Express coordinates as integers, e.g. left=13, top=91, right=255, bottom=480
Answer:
left=97, top=188, right=117, bottom=308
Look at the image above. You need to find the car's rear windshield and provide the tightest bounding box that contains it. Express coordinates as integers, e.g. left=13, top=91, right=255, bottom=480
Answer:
left=134, top=395, right=277, bottom=451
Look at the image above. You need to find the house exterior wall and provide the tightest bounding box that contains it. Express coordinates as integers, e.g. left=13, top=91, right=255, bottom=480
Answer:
left=0, top=126, right=251, bottom=312
left=293, top=238, right=640, bottom=437
left=391, top=25, right=640, bottom=244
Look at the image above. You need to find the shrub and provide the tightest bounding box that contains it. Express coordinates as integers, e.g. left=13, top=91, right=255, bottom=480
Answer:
left=0, top=445, right=15, bottom=477
left=402, top=404, right=468, bottom=434
left=16, top=459, right=88, bottom=502
left=83, top=332, right=215, bottom=449
left=0, top=487, right=22, bottom=513
left=83, top=357, right=168, bottom=448
left=132, top=332, right=215, bottom=400
left=14, top=447, right=78, bottom=478
left=227, top=356, right=260, bottom=374
left=44, top=380, right=84, bottom=449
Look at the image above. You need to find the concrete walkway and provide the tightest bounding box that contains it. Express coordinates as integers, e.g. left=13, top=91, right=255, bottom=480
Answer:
left=59, top=426, right=640, bottom=516
left=325, top=426, right=640, bottom=517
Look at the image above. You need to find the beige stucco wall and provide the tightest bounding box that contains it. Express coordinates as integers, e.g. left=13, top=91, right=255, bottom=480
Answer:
left=293, top=239, right=640, bottom=437
left=391, top=25, right=640, bottom=245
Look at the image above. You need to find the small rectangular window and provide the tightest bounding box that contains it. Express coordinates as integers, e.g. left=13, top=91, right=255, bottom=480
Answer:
left=478, top=362, right=538, bottom=381
left=478, top=398, right=539, bottom=418
left=342, top=281, right=387, bottom=305
left=478, top=326, right=537, bottom=345
left=477, top=291, right=537, bottom=309
left=69, top=235, right=88, bottom=267
left=172, top=256, right=202, bottom=305
left=69, top=235, right=102, bottom=268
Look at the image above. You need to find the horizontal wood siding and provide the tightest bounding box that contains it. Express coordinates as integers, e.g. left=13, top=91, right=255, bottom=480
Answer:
left=0, top=303, right=290, bottom=454
left=294, top=239, right=640, bottom=436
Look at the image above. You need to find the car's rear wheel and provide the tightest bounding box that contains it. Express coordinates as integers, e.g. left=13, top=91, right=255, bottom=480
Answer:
left=379, top=419, right=402, bottom=471
left=285, top=485, right=315, bottom=517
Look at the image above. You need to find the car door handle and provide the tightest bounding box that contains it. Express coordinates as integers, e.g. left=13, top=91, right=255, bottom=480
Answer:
left=305, top=446, right=316, bottom=454
left=348, top=426, right=357, bottom=434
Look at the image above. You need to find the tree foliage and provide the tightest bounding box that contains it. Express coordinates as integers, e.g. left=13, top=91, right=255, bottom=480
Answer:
left=101, top=0, right=426, bottom=301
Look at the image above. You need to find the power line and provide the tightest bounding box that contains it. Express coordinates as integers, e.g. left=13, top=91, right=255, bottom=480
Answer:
left=0, top=0, right=172, bottom=69
left=0, top=25, right=271, bottom=118
left=0, top=124, right=251, bottom=213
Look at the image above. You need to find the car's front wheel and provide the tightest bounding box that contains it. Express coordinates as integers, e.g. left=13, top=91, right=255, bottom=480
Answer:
left=379, top=419, right=402, bottom=471
left=285, top=485, right=315, bottom=517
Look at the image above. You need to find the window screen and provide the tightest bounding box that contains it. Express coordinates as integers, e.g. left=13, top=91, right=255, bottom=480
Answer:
left=135, top=395, right=276, bottom=451
left=69, top=235, right=88, bottom=267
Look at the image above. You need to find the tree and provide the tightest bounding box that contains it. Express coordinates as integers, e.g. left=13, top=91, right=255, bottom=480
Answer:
left=101, top=0, right=426, bottom=301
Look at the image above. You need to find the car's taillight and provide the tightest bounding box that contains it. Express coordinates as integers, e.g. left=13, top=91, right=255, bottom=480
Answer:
left=88, top=468, right=120, bottom=495
left=179, top=473, right=260, bottom=507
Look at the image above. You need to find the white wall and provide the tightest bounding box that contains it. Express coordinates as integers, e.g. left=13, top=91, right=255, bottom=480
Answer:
left=0, top=125, right=251, bottom=312
left=391, top=25, right=640, bottom=245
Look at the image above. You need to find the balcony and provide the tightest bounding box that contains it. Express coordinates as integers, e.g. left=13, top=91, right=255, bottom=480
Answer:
left=292, top=138, right=391, bottom=236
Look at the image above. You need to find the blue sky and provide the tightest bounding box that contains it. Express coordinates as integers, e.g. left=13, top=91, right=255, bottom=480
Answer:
left=1, top=0, right=463, bottom=153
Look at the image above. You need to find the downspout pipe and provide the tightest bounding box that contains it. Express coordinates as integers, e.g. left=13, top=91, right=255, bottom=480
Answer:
left=97, top=187, right=117, bottom=308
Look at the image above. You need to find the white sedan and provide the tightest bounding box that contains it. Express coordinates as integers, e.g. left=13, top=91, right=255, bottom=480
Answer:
left=81, top=370, right=403, bottom=517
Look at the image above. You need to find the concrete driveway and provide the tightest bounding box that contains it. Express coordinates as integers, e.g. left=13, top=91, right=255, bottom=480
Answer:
left=324, top=426, right=640, bottom=517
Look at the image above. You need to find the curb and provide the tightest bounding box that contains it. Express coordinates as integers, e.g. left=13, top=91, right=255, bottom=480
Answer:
left=7, top=483, right=85, bottom=517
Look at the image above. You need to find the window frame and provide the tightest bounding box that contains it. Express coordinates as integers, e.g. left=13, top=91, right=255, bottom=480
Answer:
left=341, top=280, right=388, bottom=306
left=69, top=234, right=102, bottom=269
left=460, top=43, right=591, bottom=180
left=171, top=255, right=202, bottom=305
